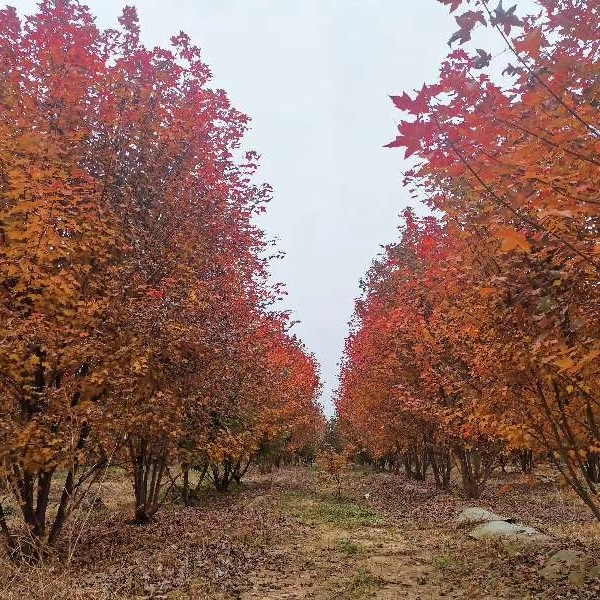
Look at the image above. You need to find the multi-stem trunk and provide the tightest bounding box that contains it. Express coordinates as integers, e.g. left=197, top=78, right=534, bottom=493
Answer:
left=403, top=445, right=429, bottom=481
left=453, top=444, right=493, bottom=499
left=209, top=459, right=233, bottom=492
left=430, top=446, right=452, bottom=489
left=517, top=448, right=534, bottom=474
left=1, top=424, right=101, bottom=560
left=232, top=459, right=251, bottom=485
left=129, top=437, right=169, bottom=523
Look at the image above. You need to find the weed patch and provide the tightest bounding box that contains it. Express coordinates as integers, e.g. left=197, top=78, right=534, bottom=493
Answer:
left=432, top=553, right=464, bottom=572
left=350, top=568, right=384, bottom=596
left=283, top=490, right=383, bottom=528
left=336, top=538, right=362, bottom=555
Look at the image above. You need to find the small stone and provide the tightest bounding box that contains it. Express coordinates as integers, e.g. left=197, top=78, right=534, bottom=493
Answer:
left=538, top=549, right=600, bottom=587
left=588, top=565, right=600, bottom=579
left=503, top=541, right=522, bottom=556
left=569, top=571, right=586, bottom=587
left=469, top=520, right=546, bottom=540
left=456, top=507, right=507, bottom=525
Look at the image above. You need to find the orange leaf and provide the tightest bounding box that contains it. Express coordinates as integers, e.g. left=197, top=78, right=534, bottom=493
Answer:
left=495, top=228, right=531, bottom=253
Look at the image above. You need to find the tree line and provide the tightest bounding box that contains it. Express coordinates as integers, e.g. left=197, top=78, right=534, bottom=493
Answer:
left=336, top=0, right=600, bottom=517
left=0, top=1, right=324, bottom=559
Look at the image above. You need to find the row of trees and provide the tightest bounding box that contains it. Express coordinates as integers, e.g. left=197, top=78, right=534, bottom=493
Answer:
left=0, top=1, right=323, bottom=558
left=336, top=0, right=600, bottom=515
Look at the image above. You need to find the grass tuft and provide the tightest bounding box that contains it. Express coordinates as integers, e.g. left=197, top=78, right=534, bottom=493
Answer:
left=336, top=538, right=362, bottom=555
left=350, top=567, right=384, bottom=595
left=432, top=553, right=464, bottom=572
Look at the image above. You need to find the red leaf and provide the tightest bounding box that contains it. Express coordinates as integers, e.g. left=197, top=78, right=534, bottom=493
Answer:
left=384, top=121, right=427, bottom=158
left=455, top=10, right=486, bottom=31
left=513, top=28, right=543, bottom=59
left=390, top=93, right=413, bottom=111
left=439, top=0, right=462, bottom=12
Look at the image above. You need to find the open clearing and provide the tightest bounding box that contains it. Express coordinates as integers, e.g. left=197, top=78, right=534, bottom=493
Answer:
left=2, top=466, right=600, bottom=599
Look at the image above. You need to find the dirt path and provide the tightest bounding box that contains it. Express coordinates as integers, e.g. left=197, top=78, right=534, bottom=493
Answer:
left=242, top=522, right=432, bottom=599
left=239, top=486, right=436, bottom=599
left=238, top=469, right=600, bottom=600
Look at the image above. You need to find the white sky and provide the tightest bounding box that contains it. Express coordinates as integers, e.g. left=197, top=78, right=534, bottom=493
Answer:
left=10, top=0, right=533, bottom=416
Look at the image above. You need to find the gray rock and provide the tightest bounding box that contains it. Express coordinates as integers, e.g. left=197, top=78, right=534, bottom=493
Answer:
left=469, top=520, right=546, bottom=540
left=456, top=507, right=507, bottom=525
left=538, top=549, right=600, bottom=587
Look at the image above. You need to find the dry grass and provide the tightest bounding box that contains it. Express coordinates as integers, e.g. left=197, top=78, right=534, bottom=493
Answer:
left=0, top=560, right=114, bottom=600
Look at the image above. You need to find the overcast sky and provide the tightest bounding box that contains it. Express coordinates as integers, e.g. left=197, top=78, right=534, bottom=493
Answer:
left=11, top=0, right=530, bottom=416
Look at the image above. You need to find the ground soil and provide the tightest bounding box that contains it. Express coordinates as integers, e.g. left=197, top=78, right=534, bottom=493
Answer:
left=2, top=465, right=600, bottom=599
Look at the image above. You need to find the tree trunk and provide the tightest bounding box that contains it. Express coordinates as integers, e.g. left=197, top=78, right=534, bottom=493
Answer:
left=209, top=460, right=233, bottom=492
left=193, top=464, right=209, bottom=494
left=431, top=446, right=452, bottom=489
left=181, top=463, right=190, bottom=506
left=585, top=452, right=600, bottom=484
left=2, top=424, right=99, bottom=559
left=129, top=437, right=169, bottom=523
left=453, top=445, right=492, bottom=499
left=499, top=454, right=508, bottom=473
left=232, top=459, right=251, bottom=485
left=517, top=448, right=534, bottom=474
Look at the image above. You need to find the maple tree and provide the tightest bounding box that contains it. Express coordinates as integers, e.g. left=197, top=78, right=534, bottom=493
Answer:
left=336, top=211, right=499, bottom=497
left=340, top=0, right=600, bottom=513
left=179, top=310, right=323, bottom=495
left=318, top=445, right=352, bottom=498
left=0, top=0, right=323, bottom=556
left=0, top=1, right=124, bottom=555
left=83, top=6, right=279, bottom=521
